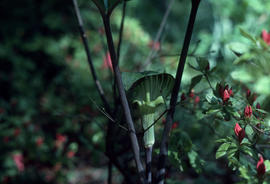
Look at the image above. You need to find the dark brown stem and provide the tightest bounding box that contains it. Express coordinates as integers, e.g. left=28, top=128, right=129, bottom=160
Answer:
left=72, top=0, right=111, bottom=114
left=102, top=15, right=145, bottom=184
left=116, top=1, right=127, bottom=64
left=156, top=1, right=201, bottom=184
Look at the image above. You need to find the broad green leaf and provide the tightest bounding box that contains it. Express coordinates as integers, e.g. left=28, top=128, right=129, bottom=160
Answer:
left=264, top=160, right=270, bottom=172
left=228, top=42, right=249, bottom=56
left=205, top=93, right=219, bottom=104
left=216, top=142, right=231, bottom=159
left=122, top=72, right=144, bottom=90
left=189, top=75, right=203, bottom=91
left=196, top=57, right=209, bottom=71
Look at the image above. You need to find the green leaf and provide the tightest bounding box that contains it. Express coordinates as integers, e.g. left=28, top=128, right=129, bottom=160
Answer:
left=239, top=28, right=257, bottom=44
left=122, top=72, right=144, bottom=91
left=264, top=160, right=270, bottom=172
left=216, top=142, right=231, bottom=159
left=228, top=42, right=249, bottom=56
left=189, top=75, right=203, bottom=91
left=205, top=93, right=219, bottom=104
left=196, top=57, right=209, bottom=71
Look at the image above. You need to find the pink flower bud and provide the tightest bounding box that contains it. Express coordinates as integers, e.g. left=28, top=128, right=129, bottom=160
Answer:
left=257, top=155, right=266, bottom=177
left=12, top=153, right=24, bottom=172
left=244, top=105, right=252, bottom=118
left=194, top=96, right=200, bottom=104
left=246, top=89, right=251, bottom=98
left=223, top=89, right=230, bottom=102
left=262, top=29, right=270, bottom=45
left=234, top=123, right=245, bottom=144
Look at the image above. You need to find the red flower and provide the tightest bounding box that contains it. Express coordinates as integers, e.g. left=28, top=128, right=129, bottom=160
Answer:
left=67, top=151, right=75, bottom=158
left=256, top=103, right=261, bottom=109
left=172, top=122, right=178, bottom=129
left=262, top=29, right=270, bottom=45
left=102, top=52, right=113, bottom=72
left=55, top=134, right=67, bottom=148
left=244, top=105, right=252, bottom=118
left=36, top=137, right=44, bottom=147
left=234, top=123, right=245, bottom=144
left=12, top=153, right=24, bottom=172
left=257, top=155, right=266, bottom=177
left=194, top=96, right=200, bottom=104
left=223, top=89, right=230, bottom=102
left=181, top=93, right=186, bottom=101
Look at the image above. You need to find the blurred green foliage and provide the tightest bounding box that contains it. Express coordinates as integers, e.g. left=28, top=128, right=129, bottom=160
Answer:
left=1, top=0, right=270, bottom=183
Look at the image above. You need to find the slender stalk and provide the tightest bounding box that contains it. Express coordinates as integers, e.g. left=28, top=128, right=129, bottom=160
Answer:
left=156, top=1, right=201, bottom=184
left=141, top=0, right=175, bottom=71
left=146, top=146, right=153, bottom=184
left=72, top=0, right=111, bottom=114
left=116, top=1, right=127, bottom=64
left=108, top=161, right=112, bottom=184
left=102, top=15, right=145, bottom=184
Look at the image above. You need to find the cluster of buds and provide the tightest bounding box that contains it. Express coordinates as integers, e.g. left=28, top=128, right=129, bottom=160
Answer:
left=246, top=89, right=257, bottom=105
left=244, top=105, right=252, bottom=118
left=216, top=83, right=233, bottom=103
left=181, top=90, right=200, bottom=106
left=234, top=123, right=245, bottom=144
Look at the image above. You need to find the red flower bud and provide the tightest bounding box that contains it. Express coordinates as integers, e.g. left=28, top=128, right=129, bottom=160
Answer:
left=36, top=137, right=44, bottom=147
left=225, top=85, right=229, bottom=90
left=194, top=96, right=200, bottom=104
left=256, top=103, right=261, bottom=109
left=172, top=122, right=178, bottom=129
left=262, top=29, right=270, bottom=45
left=246, top=89, right=251, bottom=98
left=67, top=151, right=75, bottom=158
left=229, top=87, right=233, bottom=96
left=257, top=155, right=266, bottom=177
left=181, top=93, right=186, bottom=101
left=244, top=105, right=252, bottom=118
left=14, top=128, right=21, bottom=137
left=223, top=89, right=230, bottom=102
left=189, top=90, right=195, bottom=98
left=234, top=123, right=245, bottom=144
left=205, top=63, right=210, bottom=71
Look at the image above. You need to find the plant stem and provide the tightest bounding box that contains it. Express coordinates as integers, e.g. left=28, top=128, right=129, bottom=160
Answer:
left=156, top=1, right=201, bottom=184
left=116, top=0, right=127, bottom=64
left=72, top=0, right=111, bottom=114
left=146, top=146, right=153, bottom=184
left=102, top=15, right=145, bottom=184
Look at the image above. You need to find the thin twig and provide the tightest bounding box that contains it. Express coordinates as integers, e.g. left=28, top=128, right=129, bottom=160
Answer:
left=156, top=1, right=201, bottom=184
left=72, top=0, right=111, bottom=114
left=101, top=14, right=146, bottom=184
left=140, top=0, right=175, bottom=71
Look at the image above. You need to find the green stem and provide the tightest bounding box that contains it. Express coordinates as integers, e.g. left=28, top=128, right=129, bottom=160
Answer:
left=142, top=113, right=155, bottom=148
